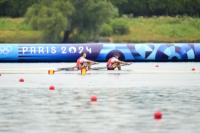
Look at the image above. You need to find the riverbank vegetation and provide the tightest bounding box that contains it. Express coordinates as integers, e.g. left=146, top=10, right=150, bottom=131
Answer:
left=0, top=0, right=200, bottom=43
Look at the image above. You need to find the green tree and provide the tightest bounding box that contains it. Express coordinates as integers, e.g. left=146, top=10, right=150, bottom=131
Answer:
left=26, top=0, right=72, bottom=43
left=109, top=0, right=128, bottom=14
left=110, top=0, right=200, bottom=17
left=70, top=0, right=118, bottom=42
left=0, top=0, right=39, bottom=17
left=184, top=0, right=200, bottom=16
left=25, top=0, right=118, bottom=43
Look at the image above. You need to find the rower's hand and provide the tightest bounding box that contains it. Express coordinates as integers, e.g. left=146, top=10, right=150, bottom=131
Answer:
left=127, top=62, right=132, bottom=65
left=93, top=62, right=99, bottom=65
left=122, top=62, right=132, bottom=65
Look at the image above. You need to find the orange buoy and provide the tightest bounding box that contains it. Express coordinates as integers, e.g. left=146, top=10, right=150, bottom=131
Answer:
left=154, top=111, right=162, bottom=120
left=90, top=96, right=97, bottom=102
left=48, top=69, right=55, bottom=75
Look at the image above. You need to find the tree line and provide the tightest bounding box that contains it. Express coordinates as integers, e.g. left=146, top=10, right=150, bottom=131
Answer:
left=0, top=0, right=200, bottom=17
left=0, top=0, right=39, bottom=17
left=113, top=0, right=200, bottom=16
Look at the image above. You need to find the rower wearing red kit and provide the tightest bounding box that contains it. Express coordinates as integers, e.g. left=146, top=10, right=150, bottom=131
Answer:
left=107, top=54, right=130, bottom=70
left=76, top=52, right=98, bottom=70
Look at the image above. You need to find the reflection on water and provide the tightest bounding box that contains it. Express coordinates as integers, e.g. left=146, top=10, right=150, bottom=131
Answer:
left=0, top=63, right=200, bottom=133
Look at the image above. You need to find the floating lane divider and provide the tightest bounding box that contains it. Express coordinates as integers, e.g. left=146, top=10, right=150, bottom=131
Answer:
left=0, top=43, right=200, bottom=62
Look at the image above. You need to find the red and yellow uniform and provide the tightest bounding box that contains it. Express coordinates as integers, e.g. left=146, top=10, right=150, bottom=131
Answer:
left=76, top=57, right=89, bottom=70
left=107, top=57, right=119, bottom=70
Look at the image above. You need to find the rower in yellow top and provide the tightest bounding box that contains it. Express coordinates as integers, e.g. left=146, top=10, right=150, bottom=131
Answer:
left=76, top=52, right=98, bottom=75
left=107, top=53, right=131, bottom=70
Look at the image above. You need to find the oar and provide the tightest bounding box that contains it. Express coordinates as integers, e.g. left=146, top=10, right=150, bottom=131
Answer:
left=86, top=62, right=100, bottom=70
left=55, top=62, right=99, bottom=72
left=122, top=62, right=132, bottom=66
left=92, top=62, right=132, bottom=70
left=91, top=66, right=107, bottom=70
left=90, top=62, right=99, bottom=66
left=56, top=66, right=77, bottom=72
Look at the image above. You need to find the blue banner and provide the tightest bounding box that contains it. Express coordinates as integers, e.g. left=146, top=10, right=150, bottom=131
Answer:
left=0, top=43, right=199, bottom=62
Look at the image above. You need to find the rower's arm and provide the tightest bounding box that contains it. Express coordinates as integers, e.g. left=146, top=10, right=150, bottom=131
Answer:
left=116, top=60, right=127, bottom=64
left=86, top=59, right=99, bottom=64
left=119, top=60, right=132, bottom=65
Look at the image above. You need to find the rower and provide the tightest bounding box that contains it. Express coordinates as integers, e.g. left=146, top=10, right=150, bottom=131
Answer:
left=76, top=52, right=98, bottom=70
left=107, top=54, right=130, bottom=70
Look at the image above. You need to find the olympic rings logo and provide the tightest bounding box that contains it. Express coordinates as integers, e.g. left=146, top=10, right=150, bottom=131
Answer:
left=0, top=47, right=12, bottom=55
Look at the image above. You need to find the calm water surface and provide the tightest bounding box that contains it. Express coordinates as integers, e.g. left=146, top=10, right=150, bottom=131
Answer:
left=0, top=63, right=200, bottom=133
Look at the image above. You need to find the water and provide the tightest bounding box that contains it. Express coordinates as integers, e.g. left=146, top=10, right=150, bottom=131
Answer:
left=0, top=63, right=200, bottom=133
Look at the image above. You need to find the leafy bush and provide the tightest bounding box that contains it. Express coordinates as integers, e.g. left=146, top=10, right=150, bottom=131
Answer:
left=111, top=19, right=129, bottom=35
left=100, top=23, right=113, bottom=37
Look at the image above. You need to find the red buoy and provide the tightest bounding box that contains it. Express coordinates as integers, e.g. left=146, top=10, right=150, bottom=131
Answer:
left=90, top=96, right=97, bottom=102
left=19, top=78, right=24, bottom=82
left=49, top=85, right=55, bottom=91
left=192, top=68, right=196, bottom=71
left=154, top=111, right=162, bottom=120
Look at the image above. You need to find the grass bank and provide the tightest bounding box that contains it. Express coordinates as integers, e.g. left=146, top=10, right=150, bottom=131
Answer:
left=112, top=16, right=200, bottom=43
left=0, top=18, right=42, bottom=43
left=0, top=17, right=200, bottom=43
